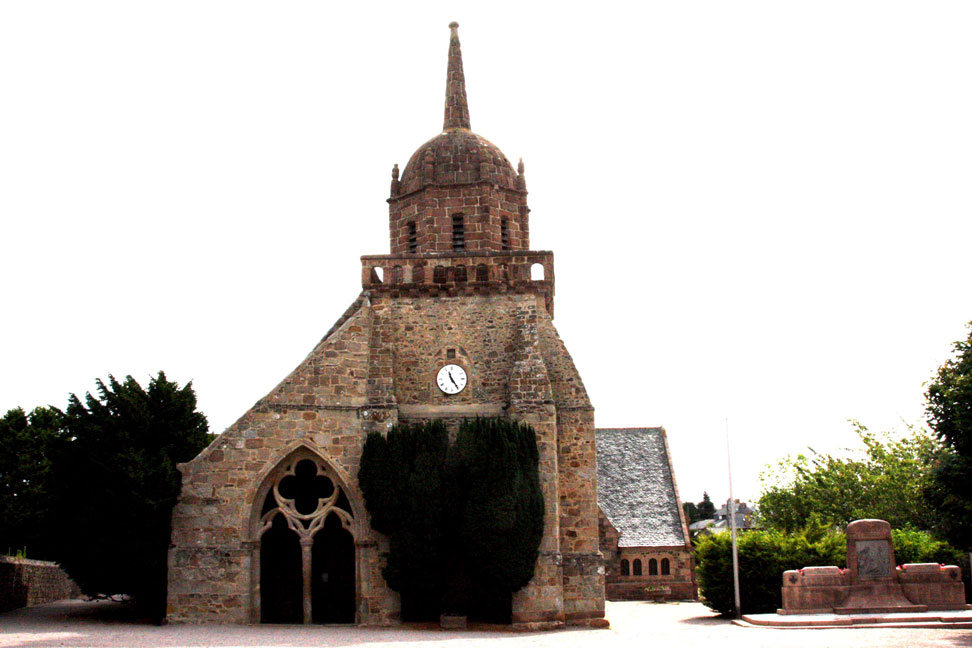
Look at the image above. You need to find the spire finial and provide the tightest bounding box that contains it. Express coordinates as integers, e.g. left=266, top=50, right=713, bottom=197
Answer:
left=390, top=163, right=401, bottom=196
left=443, top=21, right=471, bottom=131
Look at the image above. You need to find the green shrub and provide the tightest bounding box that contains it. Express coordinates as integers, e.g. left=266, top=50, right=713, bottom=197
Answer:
left=695, top=527, right=845, bottom=615
left=891, top=528, right=963, bottom=565
left=891, top=528, right=970, bottom=602
left=697, top=525, right=971, bottom=614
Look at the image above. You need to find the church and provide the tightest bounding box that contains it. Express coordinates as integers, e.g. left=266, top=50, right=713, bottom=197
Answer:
left=166, top=23, right=605, bottom=626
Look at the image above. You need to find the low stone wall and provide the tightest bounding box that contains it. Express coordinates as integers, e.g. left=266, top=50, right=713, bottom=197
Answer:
left=0, top=556, right=81, bottom=612
left=606, top=581, right=697, bottom=601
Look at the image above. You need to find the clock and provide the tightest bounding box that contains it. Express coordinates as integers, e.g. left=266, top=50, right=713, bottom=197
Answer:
left=436, top=364, right=467, bottom=395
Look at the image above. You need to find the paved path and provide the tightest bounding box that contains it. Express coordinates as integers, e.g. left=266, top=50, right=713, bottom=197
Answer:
left=2, top=599, right=970, bottom=648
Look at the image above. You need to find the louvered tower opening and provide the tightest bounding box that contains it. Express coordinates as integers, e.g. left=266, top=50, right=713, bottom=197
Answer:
left=452, top=214, right=465, bottom=251
left=407, top=221, right=418, bottom=253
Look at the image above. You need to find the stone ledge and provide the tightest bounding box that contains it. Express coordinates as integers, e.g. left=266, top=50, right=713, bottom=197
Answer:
left=741, top=608, right=972, bottom=629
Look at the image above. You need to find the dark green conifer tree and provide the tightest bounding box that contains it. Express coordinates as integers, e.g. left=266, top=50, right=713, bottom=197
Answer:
left=359, top=420, right=450, bottom=618
left=358, top=417, right=544, bottom=622
left=50, top=372, right=209, bottom=621
left=448, top=418, right=544, bottom=621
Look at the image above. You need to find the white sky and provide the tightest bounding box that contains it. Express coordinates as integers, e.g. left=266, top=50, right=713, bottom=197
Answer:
left=2, top=2, right=971, bottom=509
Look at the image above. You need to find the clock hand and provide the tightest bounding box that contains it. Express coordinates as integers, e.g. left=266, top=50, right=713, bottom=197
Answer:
left=448, top=370, right=459, bottom=389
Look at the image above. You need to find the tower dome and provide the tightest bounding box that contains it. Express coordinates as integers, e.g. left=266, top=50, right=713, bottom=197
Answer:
left=398, top=129, right=518, bottom=195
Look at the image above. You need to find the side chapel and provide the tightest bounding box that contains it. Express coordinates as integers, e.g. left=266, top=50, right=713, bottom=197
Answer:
left=166, top=23, right=605, bottom=626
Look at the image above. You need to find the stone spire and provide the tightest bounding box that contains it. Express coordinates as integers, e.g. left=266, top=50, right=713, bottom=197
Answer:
left=443, top=22, right=471, bottom=131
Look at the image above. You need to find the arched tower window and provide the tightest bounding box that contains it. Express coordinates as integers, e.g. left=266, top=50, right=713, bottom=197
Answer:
left=501, top=218, right=510, bottom=250
left=620, top=559, right=630, bottom=576
left=648, top=558, right=658, bottom=576
left=661, top=558, right=671, bottom=575
left=407, top=221, right=418, bottom=253
left=452, top=214, right=465, bottom=251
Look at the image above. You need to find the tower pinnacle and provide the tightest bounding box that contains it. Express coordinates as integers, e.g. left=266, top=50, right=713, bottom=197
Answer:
left=443, top=21, right=471, bottom=131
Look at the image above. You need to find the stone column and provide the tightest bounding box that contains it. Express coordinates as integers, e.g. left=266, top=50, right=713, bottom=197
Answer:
left=301, top=538, right=313, bottom=624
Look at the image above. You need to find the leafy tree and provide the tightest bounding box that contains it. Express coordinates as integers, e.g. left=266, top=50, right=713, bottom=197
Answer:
left=924, top=322, right=972, bottom=549
left=682, top=501, right=699, bottom=525
left=756, top=423, right=940, bottom=532
left=0, top=406, right=61, bottom=558
left=358, top=417, right=544, bottom=622
left=49, top=373, right=209, bottom=621
left=697, top=492, right=716, bottom=520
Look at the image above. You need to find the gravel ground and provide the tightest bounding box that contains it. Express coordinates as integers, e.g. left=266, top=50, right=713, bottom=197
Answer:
left=2, top=599, right=970, bottom=648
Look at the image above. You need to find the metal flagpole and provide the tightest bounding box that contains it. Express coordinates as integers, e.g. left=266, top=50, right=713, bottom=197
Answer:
left=726, top=418, right=741, bottom=619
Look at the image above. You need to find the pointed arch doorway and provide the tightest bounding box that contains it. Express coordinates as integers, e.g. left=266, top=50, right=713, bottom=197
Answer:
left=255, top=452, right=356, bottom=624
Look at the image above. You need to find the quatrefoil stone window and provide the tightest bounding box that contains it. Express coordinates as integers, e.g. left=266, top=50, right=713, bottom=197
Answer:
left=260, top=457, right=353, bottom=541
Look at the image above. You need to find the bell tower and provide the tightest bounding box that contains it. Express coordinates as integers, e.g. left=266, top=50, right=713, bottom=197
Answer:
left=387, top=22, right=530, bottom=256
left=368, top=24, right=554, bottom=316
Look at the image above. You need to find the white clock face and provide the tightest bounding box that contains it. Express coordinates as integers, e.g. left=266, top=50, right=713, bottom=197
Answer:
left=436, top=364, right=467, bottom=395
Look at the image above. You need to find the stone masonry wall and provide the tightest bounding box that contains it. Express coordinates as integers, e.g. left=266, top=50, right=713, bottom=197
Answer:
left=609, top=548, right=696, bottom=601
left=389, top=182, right=528, bottom=254
left=168, top=289, right=604, bottom=625
left=538, top=317, right=603, bottom=621
left=0, top=557, right=80, bottom=612
left=167, top=298, right=399, bottom=624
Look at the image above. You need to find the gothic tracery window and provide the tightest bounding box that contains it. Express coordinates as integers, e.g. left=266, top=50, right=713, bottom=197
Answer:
left=258, top=456, right=355, bottom=624
left=259, top=458, right=353, bottom=538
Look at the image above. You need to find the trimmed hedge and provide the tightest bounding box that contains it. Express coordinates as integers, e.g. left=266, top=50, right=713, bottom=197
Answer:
left=695, top=528, right=845, bottom=615
left=696, top=526, right=968, bottom=615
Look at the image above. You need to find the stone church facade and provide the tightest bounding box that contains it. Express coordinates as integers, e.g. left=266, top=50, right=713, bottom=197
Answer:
left=166, top=24, right=605, bottom=626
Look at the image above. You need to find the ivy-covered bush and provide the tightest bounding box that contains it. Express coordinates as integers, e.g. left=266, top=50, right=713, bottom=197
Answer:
left=358, top=418, right=544, bottom=622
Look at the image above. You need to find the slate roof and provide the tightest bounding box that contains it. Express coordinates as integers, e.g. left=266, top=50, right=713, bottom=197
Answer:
left=596, top=427, right=687, bottom=548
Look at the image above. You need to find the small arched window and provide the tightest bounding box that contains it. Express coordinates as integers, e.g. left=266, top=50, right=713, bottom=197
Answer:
left=475, top=264, right=489, bottom=282
left=661, top=558, right=670, bottom=575
left=648, top=558, right=658, bottom=576
left=530, top=263, right=545, bottom=281
left=632, top=559, right=642, bottom=576
left=454, top=265, right=467, bottom=283
left=433, top=266, right=448, bottom=284
left=620, top=559, right=630, bottom=576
